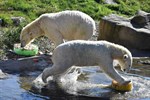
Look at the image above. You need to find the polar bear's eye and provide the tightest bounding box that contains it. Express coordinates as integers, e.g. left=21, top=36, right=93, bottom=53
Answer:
left=123, top=54, right=128, bottom=60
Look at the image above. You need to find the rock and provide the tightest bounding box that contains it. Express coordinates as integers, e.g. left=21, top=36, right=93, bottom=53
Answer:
left=104, top=0, right=117, bottom=4
left=0, top=19, right=3, bottom=26
left=98, top=12, right=150, bottom=50
left=8, top=7, right=14, bottom=11
left=0, top=69, right=8, bottom=79
left=0, top=54, right=52, bottom=73
left=11, top=17, right=25, bottom=26
left=139, top=60, right=150, bottom=65
left=95, top=0, right=116, bottom=4
left=131, top=10, right=150, bottom=29
left=133, top=57, right=150, bottom=65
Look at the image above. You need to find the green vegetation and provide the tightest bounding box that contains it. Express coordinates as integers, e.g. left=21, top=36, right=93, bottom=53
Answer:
left=0, top=0, right=150, bottom=50
left=0, top=0, right=150, bottom=24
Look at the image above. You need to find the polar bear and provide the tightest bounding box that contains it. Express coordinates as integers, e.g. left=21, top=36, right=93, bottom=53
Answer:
left=20, top=10, right=96, bottom=47
left=41, top=40, right=132, bottom=85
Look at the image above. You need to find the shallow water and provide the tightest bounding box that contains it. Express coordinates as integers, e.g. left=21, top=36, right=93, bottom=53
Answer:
left=0, top=58, right=150, bottom=100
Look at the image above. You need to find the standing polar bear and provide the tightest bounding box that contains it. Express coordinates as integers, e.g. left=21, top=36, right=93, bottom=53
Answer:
left=42, top=40, right=132, bottom=85
left=20, top=10, right=96, bottom=47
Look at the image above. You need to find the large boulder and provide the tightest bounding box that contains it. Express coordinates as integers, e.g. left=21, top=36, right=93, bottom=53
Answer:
left=0, top=54, right=52, bottom=73
left=131, top=10, right=150, bottom=29
left=98, top=11, right=150, bottom=50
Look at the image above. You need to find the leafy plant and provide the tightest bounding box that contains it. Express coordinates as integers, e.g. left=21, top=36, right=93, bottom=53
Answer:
left=0, top=22, right=26, bottom=49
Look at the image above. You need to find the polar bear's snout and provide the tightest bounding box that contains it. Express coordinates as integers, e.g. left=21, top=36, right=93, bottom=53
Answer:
left=123, top=64, right=131, bottom=73
left=118, top=53, right=132, bottom=73
left=123, top=67, right=130, bottom=72
left=121, top=63, right=131, bottom=73
left=120, top=63, right=132, bottom=73
left=20, top=32, right=35, bottom=47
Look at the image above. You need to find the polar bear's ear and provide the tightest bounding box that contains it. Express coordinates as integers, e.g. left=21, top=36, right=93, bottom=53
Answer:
left=123, top=54, right=128, bottom=60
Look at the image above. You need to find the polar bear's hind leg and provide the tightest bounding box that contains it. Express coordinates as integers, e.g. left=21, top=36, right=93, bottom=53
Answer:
left=42, top=64, right=71, bottom=83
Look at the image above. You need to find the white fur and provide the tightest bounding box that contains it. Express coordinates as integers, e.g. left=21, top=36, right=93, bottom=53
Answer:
left=42, top=40, right=132, bottom=85
left=20, top=10, right=96, bottom=47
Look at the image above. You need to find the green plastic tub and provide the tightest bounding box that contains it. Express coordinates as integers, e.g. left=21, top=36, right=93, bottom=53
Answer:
left=14, top=43, right=38, bottom=56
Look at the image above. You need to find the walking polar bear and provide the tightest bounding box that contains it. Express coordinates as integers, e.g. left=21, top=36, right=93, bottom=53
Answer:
left=42, top=40, right=132, bottom=85
left=20, top=10, right=96, bottom=47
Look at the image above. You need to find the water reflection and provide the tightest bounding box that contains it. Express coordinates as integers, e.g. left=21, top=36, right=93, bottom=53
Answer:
left=0, top=74, right=48, bottom=100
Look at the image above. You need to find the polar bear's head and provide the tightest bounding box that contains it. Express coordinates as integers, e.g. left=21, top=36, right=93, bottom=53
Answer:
left=20, top=19, right=44, bottom=47
left=111, top=43, right=132, bottom=73
left=118, top=53, right=132, bottom=72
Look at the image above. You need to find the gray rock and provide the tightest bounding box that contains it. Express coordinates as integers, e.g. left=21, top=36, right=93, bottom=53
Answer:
left=0, top=54, right=52, bottom=73
left=104, top=0, right=117, bottom=4
left=11, top=17, right=25, bottom=26
left=8, top=7, right=14, bottom=11
left=131, top=10, right=150, bottom=29
left=98, top=12, right=150, bottom=50
left=0, top=19, right=3, bottom=26
left=95, top=0, right=117, bottom=5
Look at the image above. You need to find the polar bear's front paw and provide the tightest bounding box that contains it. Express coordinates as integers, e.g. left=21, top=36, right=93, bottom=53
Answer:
left=121, top=80, right=131, bottom=85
